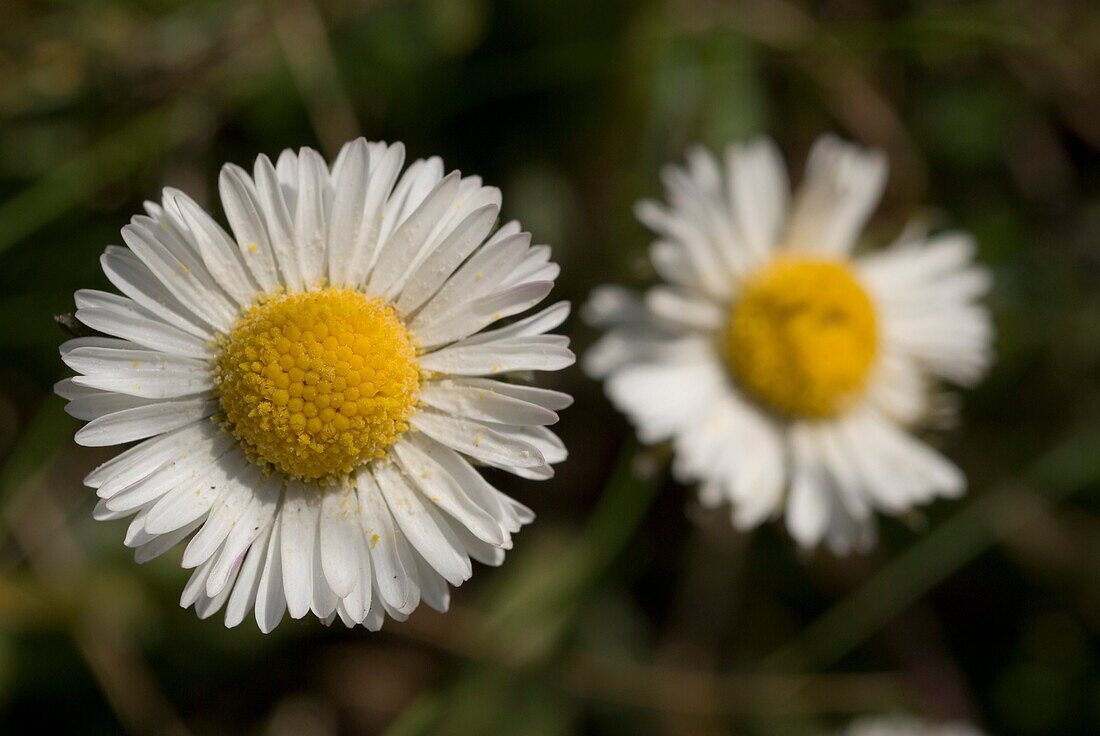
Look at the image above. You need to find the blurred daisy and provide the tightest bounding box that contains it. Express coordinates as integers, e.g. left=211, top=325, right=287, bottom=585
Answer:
left=58, top=139, right=573, bottom=631
left=586, top=136, right=992, bottom=553
left=838, top=715, right=983, bottom=736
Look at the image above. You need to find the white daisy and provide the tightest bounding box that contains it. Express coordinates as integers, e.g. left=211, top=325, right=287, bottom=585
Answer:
left=586, top=135, right=992, bottom=553
left=838, top=715, right=984, bottom=736
left=57, top=138, right=574, bottom=631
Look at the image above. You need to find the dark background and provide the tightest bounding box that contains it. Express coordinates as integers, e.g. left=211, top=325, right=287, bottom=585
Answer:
left=2, top=1, right=1100, bottom=734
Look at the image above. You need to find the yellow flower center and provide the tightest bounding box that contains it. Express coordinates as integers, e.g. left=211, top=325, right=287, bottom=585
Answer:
left=724, top=257, right=877, bottom=419
left=215, top=288, right=420, bottom=483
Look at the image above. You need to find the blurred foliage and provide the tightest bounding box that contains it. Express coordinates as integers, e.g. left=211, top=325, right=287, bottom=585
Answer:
left=3, top=0, right=1100, bottom=734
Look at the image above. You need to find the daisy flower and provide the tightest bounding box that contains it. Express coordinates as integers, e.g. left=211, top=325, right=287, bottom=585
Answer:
left=57, top=139, right=574, bottom=631
left=586, top=136, right=992, bottom=553
left=838, top=715, right=984, bottom=736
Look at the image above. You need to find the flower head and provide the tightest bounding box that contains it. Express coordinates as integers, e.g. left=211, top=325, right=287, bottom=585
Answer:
left=586, top=136, right=992, bottom=553
left=58, top=139, right=574, bottom=630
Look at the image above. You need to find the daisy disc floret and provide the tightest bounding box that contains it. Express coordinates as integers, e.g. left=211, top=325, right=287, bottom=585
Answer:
left=586, top=135, right=993, bottom=553
left=217, top=289, right=419, bottom=482
left=58, top=139, right=575, bottom=631
left=724, top=257, right=877, bottom=418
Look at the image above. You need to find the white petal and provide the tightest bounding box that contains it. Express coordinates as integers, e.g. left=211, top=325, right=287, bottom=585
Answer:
left=649, top=239, right=702, bottom=292
left=667, top=147, right=754, bottom=278
left=457, top=300, right=570, bottom=344
left=195, top=561, right=238, bottom=620
left=180, top=547, right=220, bottom=609
left=842, top=407, right=965, bottom=511
left=412, top=554, right=451, bottom=613
left=726, top=136, right=788, bottom=260
left=418, top=378, right=558, bottom=426
left=276, top=149, right=300, bottom=209
left=74, top=289, right=214, bottom=359
left=219, top=163, right=281, bottom=292
left=143, top=450, right=249, bottom=534
left=602, top=340, right=724, bottom=443
left=75, top=398, right=216, bottom=446
left=823, top=504, right=877, bottom=556
left=404, top=434, right=527, bottom=534
left=166, top=188, right=257, bottom=305
left=783, top=135, right=886, bottom=256
left=100, top=247, right=212, bottom=339
left=785, top=427, right=831, bottom=547
left=309, top=520, right=339, bottom=618
left=294, top=148, right=330, bottom=288
left=410, top=229, right=530, bottom=328
left=255, top=517, right=288, bottom=633
left=345, top=142, right=406, bottom=287
left=319, top=482, right=364, bottom=598
left=65, top=346, right=213, bottom=399
left=859, top=232, right=993, bottom=386
left=123, top=506, right=157, bottom=547
left=140, top=200, right=203, bottom=265
left=362, top=587, right=388, bottom=631
left=93, top=497, right=137, bottom=521
left=373, top=462, right=471, bottom=587
left=206, top=471, right=280, bottom=597
left=412, top=280, right=555, bottom=350
left=379, top=158, right=444, bottom=245
left=449, top=519, right=507, bottom=566
left=325, top=138, right=371, bottom=287
left=815, top=421, right=874, bottom=521
left=355, top=467, right=416, bottom=613
left=865, top=352, right=926, bottom=425
left=225, top=522, right=274, bottom=628
left=84, top=421, right=215, bottom=491
left=499, top=425, right=565, bottom=464
left=254, top=153, right=303, bottom=290
left=419, top=335, right=574, bottom=376
left=498, top=244, right=556, bottom=289
left=120, top=223, right=238, bottom=332
left=337, top=524, right=374, bottom=624
left=367, top=171, right=461, bottom=300
left=448, top=378, right=572, bottom=411
left=635, top=198, right=733, bottom=301
left=667, top=392, right=780, bottom=519
left=60, top=336, right=133, bottom=354
left=55, top=377, right=97, bottom=401
left=106, top=430, right=233, bottom=512
left=280, top=481, right=320, bottom=619
left=392, top=438, right=505, bottom=545
left=182, top=463, right=261, bottom=569
left=411, top=409, right=546, bottom=469
left=133, top=516, right=204, bottom=564
left=645, top=286, right=725, bottom=332
left=585, top=283, right=642, bottom=325
left=395, top=204, right=500, bottom=314
left=65, top=392, right=157, bottom=422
